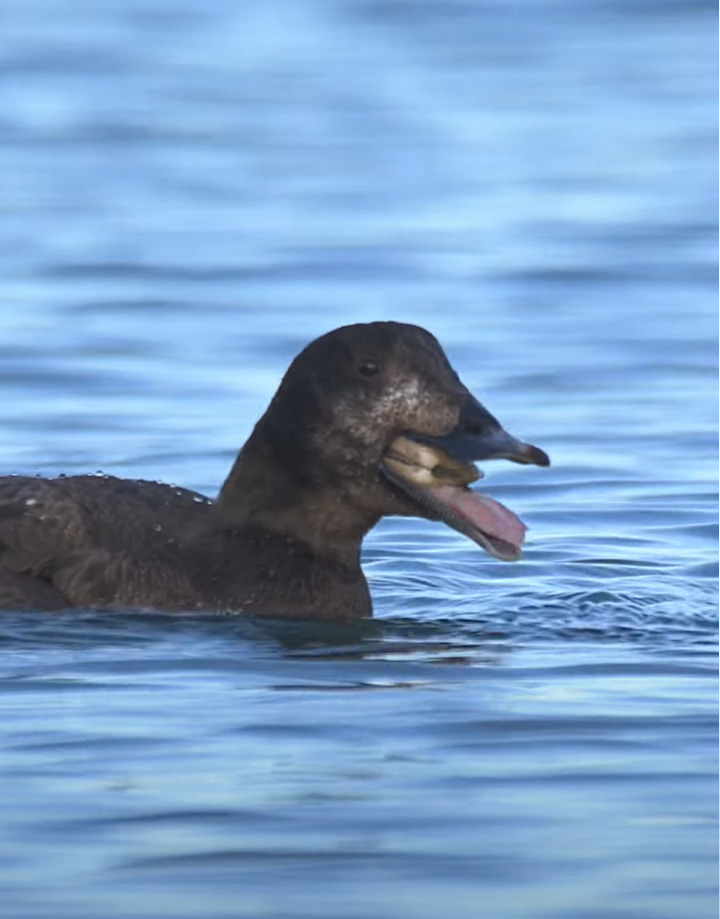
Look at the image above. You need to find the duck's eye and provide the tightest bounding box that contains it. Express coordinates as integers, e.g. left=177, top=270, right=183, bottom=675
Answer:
left=357, top=359, right=380, bottom=378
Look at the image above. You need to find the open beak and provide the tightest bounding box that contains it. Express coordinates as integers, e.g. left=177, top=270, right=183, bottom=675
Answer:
left=381, top=395, right=550, bottom=560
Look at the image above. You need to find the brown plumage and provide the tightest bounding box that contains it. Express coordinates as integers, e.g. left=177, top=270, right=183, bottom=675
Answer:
left=0, top=322, right=549, bottom=619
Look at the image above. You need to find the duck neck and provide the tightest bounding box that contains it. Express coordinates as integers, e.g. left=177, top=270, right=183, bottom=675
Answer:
left=214, top=427, right=378, bottom=568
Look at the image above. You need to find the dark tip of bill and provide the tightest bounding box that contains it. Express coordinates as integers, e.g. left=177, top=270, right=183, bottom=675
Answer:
left=525, top=444, right=551, bottom=467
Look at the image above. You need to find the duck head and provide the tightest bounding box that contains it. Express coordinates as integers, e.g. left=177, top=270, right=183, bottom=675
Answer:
left=224, top=321, right=549, bottom=560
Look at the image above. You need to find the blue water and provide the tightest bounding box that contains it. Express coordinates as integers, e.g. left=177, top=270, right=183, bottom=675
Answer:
left=0, top=1, right=717, bottom=917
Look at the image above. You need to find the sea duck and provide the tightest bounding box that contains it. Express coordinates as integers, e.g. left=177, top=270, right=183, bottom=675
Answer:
left=0, top=322, right=549, bottom=618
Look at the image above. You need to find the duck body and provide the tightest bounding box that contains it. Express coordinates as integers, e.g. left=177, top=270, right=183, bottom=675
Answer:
left=0, top=322, right=549, bottom=619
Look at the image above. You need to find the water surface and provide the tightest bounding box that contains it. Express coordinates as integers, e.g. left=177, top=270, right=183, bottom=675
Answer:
left=0, top=1, right=717, bottom=917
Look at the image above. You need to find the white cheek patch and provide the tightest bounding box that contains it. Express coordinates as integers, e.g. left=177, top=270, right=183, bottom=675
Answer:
left=334, top=377, right=451, bottom=446
left=367, top=378, right=425, bottom=424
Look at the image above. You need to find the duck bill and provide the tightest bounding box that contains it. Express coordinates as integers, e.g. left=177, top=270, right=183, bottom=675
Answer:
left=412, top=395, right=551, bottom=468
left=381, top=395, right=550, bottom=561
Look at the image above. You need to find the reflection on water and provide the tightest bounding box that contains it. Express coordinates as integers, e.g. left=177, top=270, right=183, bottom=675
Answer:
left=0, top=0, right=717, bottom=918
